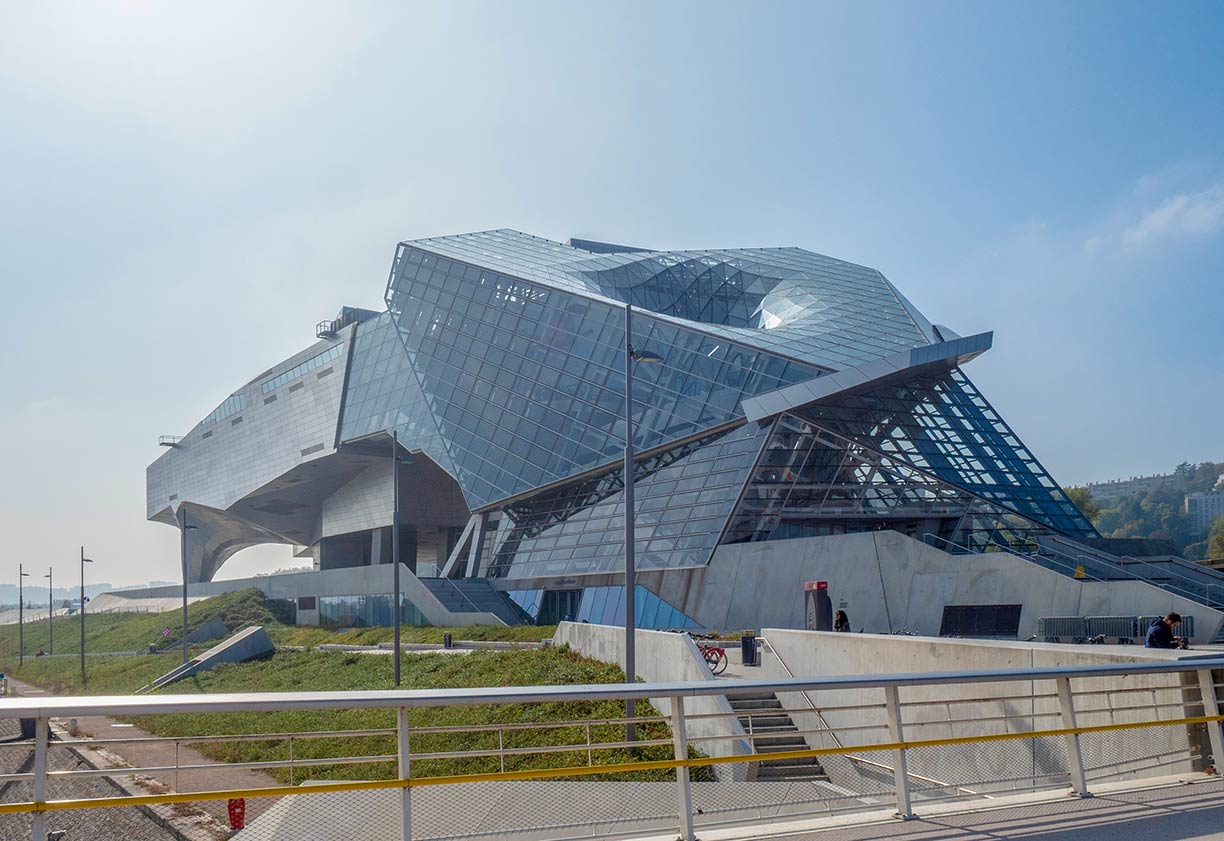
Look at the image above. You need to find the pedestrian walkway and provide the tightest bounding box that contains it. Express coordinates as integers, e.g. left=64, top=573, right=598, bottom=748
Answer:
left=629, top=775, right=1224, bottom=841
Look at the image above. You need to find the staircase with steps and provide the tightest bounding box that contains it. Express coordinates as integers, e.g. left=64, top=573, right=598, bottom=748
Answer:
left=418, top=578, right=530, bottom=625
left=728, top=691, right=829, bottom=782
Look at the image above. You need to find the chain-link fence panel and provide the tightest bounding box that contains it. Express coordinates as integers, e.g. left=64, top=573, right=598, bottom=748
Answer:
left=688, top=756, right=897, bottom=833
left=1081, top=720, right=1204, bottom=782
left=903, top=734, right=1071, bottom=804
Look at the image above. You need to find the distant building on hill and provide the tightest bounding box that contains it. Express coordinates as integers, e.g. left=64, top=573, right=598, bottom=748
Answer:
left=1187, top=491, right=1224, bottom=533
left=1085, top=472, right=1179, bottom=503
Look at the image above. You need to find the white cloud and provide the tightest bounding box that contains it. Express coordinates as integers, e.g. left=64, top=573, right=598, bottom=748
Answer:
left=1121, top=183, right=1224, bottom=250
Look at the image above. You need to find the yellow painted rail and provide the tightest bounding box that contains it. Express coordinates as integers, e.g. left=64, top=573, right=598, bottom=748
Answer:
left=0, top=711, right=1215, bottom=816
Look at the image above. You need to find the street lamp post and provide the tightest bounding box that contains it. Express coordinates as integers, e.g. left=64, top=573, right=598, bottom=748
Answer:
left=622, top=303, right=663, bottom=742
left=44, top=569, right=53, bottom=655
left=178, top=508, right=199, bottom=665
left=390, top=429, right=413, bottom=687
left=392, top=427, right=401, bottom=687
left=80, top=547, right=93, bottom=688
left=18, top=565, right=29, bottom=667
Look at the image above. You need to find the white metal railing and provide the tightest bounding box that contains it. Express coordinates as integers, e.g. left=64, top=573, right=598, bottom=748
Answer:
left=1, top=657, right=1223, bottom=840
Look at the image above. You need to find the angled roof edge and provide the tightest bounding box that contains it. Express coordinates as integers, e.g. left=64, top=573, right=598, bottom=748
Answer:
left=740, top=331, right=994, bottom=422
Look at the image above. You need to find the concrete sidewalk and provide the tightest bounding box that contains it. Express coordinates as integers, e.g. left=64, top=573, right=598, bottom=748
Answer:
left=629, top=775, right=1224, bottom=841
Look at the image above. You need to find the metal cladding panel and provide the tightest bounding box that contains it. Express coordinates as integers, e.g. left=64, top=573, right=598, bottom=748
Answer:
left=146, top=334, right=351, bottom=520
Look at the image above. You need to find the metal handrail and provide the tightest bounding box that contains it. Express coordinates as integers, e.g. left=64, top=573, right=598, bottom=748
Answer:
left=3, top=655, right=1223, bottom=840
left=6, top=656, right=1224, bottom=720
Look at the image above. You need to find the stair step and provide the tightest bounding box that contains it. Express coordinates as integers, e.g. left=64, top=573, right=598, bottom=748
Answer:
left=728, top=699, right=784, bottom=711
left=743, top=724, right=804, bottom=736
left=756, top=768, right=830, bottom=782
left=729, top=692, right=781, bottom=703
left=752, top=736, right=810, bottom=749
left=755, top=755, right=824, bottom=768
left=737, top=714, right=793, bottom=728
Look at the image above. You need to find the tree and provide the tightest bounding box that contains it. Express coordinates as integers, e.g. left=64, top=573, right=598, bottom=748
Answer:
left=1064, top=486, right=1101, bottom=523
left=1209, top=515, right=1224, bottom=560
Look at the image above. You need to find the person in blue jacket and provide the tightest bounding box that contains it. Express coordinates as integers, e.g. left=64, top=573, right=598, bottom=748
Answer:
left=1144, top=612, right=1184, bottom=649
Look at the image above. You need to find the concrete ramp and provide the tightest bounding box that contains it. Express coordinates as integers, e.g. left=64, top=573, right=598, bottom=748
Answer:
left=139, top=625, right=274, bottom=693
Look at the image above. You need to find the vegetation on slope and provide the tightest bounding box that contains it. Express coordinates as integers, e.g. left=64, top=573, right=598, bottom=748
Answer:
left=0, top=588, right=275, bottom=661
left=0, top=592, right=705, bottom=782
left=1066, top=460, right=1224, bottom=558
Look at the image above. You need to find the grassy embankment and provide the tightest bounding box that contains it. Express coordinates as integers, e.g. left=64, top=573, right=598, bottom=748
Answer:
left=0, top=590, right=705, bottom=782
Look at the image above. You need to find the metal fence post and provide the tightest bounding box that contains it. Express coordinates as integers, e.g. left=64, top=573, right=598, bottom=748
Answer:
left=883, top=686, right=913, bottom=819
left=397, top=706, right=412, bottom=841
left=669, top=696, right=697, bottom=841
left=31, top=717, right=48, bottom=841
left=1197, top=669, right=1224, bottom=773
left=1056, top=676, right=1090, bottom=797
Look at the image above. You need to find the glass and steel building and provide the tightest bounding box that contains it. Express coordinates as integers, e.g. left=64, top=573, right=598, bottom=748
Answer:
left=147, top=230, right=1118, bottom=630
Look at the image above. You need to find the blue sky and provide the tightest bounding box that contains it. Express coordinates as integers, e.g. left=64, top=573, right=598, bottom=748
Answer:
left=2, top=1, right=1222, bottom=585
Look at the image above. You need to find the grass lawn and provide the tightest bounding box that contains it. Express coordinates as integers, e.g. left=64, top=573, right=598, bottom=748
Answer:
left=0, top=591, right=706, bottom=783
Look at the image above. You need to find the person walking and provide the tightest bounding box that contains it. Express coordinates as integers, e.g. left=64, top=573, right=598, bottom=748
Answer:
left=833, top=609, right=851, bottom=632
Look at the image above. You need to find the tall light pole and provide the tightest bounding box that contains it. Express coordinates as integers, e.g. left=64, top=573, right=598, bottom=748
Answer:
left=178, top=508, right=199, bottom=664
left=392, top=427, right=401, bottom=687
left=80, top=548, right=93, bottom=687
left=44, top=569, right=53, bottom=655
left=622, top=303, right=663, bottom=742
left=390, top=429, right=413, bottom=687
left=18, top=565, right=29, bottom=667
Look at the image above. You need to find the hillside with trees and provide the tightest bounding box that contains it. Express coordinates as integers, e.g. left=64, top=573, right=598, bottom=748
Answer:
left=1066, top=461, right=1224, bottom=560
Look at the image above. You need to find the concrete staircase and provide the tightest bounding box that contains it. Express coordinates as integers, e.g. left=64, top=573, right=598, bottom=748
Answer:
left=729, top=691, right=829, bottom=782
left=418, top=579, right=530, bottom=625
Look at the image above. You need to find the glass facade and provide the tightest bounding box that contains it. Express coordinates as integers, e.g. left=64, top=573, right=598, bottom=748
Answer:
left=484, top=422, right=768, bottom=579
left=322, top=229, right=1095, bottom=588
left=338, top=312, right=456, bottom=474
left=507, top=584, right=700, bottom=629
left=202, top=393, right=246, bottom=426
left=384, top=244, right=820, bottom=508
left=724, top=412, right=1091, bottom=551
left=261, top=342, right=345, bottom=394
left=318, top=593, right=429, bottom=629
left=398, top=229, right=932, bottom=370
left=792, top=368, right=1095, bottom=536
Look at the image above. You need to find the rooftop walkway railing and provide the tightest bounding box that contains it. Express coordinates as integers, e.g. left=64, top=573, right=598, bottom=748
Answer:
left=3, top=657, right=1224, bottom=840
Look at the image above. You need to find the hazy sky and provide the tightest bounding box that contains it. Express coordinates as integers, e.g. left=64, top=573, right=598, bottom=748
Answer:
left=2, top=1, right=1222, bottom=587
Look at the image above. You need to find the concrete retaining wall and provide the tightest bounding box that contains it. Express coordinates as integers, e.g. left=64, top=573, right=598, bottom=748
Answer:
left=641, top=530, right=1224, bottom=643
left=554, top=622, right=752, bottom=782
left=758, top=629, right=1216, bottom=791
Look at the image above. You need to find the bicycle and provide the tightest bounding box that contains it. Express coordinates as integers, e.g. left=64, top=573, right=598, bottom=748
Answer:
left=699, top=642, right=728, bottom=675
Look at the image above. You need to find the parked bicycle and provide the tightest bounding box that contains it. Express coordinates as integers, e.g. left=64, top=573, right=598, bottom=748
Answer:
left=687, top=632, right=728, bottom=675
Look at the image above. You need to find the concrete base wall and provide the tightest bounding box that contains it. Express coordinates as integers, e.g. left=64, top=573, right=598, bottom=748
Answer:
left=758, top=629, right=1217, bottom=790
left=554, top=622, right=752, bottom=782
left=642, top=531, right=1223, bottom=643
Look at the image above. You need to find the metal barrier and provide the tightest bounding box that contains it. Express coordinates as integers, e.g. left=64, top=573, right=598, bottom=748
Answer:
left=2, top=658, right=1224, bottom=840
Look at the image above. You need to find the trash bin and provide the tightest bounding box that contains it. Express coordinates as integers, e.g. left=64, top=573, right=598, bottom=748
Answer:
left=741, top=632, right=759, bottom=667
left=20, top=719, right=36, bottom=740
left=443, top=632, right=453, bottom=650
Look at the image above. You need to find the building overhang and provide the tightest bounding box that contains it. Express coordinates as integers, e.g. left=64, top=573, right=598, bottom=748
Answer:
left=740, top=331, right=993, bottom=423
